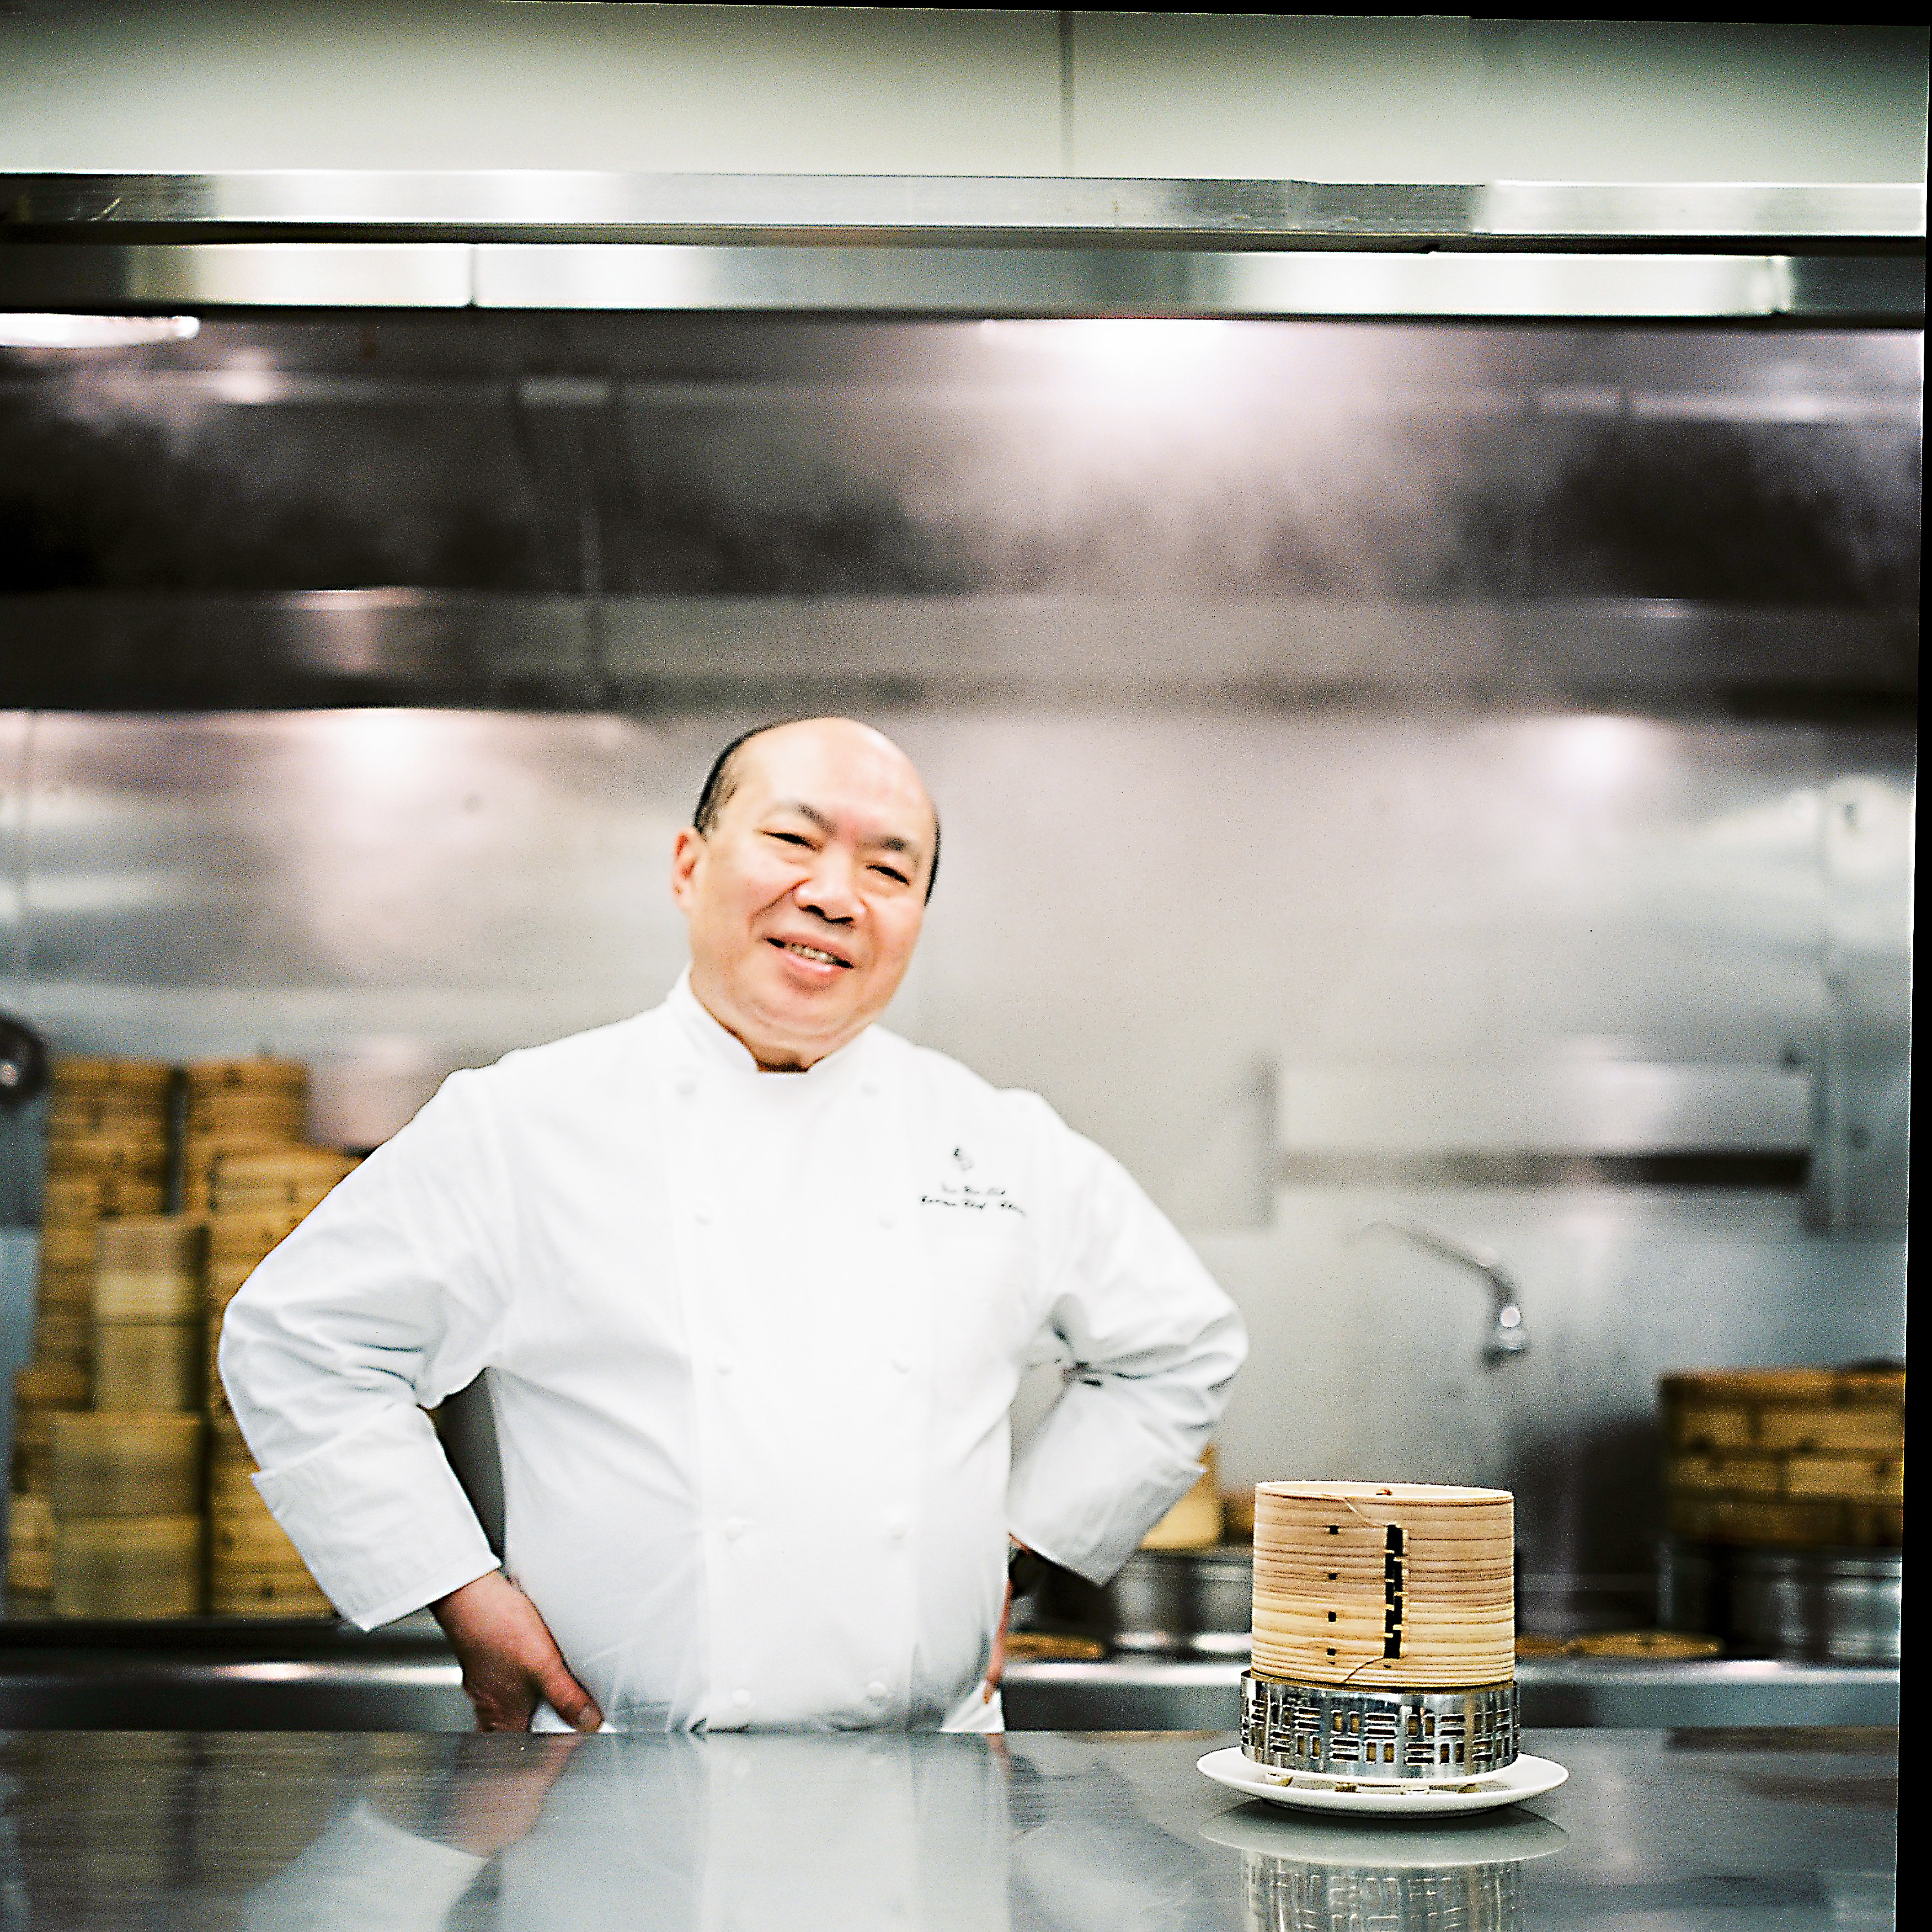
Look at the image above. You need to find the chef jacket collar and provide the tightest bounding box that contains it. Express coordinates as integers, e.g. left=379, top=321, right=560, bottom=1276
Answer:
left=666, top=967, right=876, bottom=1085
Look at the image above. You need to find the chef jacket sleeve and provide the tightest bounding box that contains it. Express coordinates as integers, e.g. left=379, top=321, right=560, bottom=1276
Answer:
left=217, top=1071, right=511, bottom=1629
left=1004, top=1102, right=1247, bottom=1584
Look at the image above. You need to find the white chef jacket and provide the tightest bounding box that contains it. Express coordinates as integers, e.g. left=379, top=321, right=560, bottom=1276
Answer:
left=219, top=973, right=1246, bottom=1732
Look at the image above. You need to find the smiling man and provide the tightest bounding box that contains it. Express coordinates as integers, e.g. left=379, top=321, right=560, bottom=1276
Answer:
left=220, top=718, right=1245, bottom=1734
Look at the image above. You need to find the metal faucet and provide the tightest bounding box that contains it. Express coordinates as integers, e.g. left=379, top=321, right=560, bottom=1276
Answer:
left=1355, top=1219, right=1529, bottom=1364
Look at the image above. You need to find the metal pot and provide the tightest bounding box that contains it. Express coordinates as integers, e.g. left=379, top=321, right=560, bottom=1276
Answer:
left=1659, top=1539, right=1901, bottom=1665
left=1035, top=1548, right=1253, bottom=1657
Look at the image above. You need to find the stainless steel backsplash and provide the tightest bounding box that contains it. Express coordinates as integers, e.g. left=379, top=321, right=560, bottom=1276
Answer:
left=0, top=702, right=1910, bottom=1610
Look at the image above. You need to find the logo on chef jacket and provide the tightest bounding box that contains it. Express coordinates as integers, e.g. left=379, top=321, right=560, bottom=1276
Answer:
left=920, top=1146, right=1026, bottom=1216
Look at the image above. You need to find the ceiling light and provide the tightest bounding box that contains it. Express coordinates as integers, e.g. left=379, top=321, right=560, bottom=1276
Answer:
left=0, top=314, right=201, bottom=350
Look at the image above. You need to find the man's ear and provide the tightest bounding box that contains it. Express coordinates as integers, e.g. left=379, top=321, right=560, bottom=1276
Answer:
left=670, top=826, right=705, bottom=908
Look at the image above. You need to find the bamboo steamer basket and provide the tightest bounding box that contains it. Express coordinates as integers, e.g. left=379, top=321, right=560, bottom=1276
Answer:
left=16, top=1361, right=89, bottom=1411
left=210, top=1483, right=332, bottom=1617
left=1661, top=1367, right=1904, bottom=1549
left=6, top=1492, right=55, bottom=1594
left=93, top=1321, right=204, bottom=1412
left=50, top=1055, right=174, bottom=1093
left=94, top=1216, right=206, bottom=1321
left=51, top=1413, right=203, bottom=1519
left=34, top=1264, right=97, bottom=1312
left=28, top=1309, right=92, bottom=1368
left=1251, top=1483, right=1515, bottom=1690
left=52, top=1514, right=204, bottom=1618
left=38, top=1225, right=100, bottom=1271
left=186, top=1056, right=307, bottom=1093
left=42, top=1173, right=108, bottom=1219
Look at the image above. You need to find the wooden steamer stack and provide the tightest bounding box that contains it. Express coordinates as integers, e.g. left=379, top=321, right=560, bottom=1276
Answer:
left=7, top=1058, right=172, bottom=1605
left=1244, top=1483, right=1518, bottom=1781
left=1661, top=1368, right=1904, bottom=1551
left=193, top=1060, right=353, bottom=1618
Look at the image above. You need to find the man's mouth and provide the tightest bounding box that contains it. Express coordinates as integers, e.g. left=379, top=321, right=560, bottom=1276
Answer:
left=770, top=937, right=853, bottom=969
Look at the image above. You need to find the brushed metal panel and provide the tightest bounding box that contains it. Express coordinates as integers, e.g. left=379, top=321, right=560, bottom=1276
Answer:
left=1279, top=1063, right=1813, bottom=1156
left=2, top=171, right=1921, bottom=241
left=0, top=243, right=472, bottom=307
left=472, top=244, right=1912, bottom=318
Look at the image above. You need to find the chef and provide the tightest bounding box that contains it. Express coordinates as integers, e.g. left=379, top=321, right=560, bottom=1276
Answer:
left=220, top=717, right=1246, bottom=1734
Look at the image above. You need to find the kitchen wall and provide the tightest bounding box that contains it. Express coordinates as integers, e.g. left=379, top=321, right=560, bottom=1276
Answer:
left=1, top=8, right=1924, bottom=185
left=0, top=704, right=1910, bottom=1617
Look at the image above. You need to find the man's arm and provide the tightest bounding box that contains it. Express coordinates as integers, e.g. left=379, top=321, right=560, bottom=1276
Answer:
left=1005, top=1108, right=1247, bottom=1585
left=218, top=1072, right=596, bottom=1729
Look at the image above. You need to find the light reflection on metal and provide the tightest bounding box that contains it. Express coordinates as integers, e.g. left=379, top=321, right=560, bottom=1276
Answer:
left=0, top=594, right=1915, bottom=714
left=0, top=247, right=1920, bottom=323
left=0, top=173, right=1920, bottom=242
left=0, top=312, right=199, bottom=348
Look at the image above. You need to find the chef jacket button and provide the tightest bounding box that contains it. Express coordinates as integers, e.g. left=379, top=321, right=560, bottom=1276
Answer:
left=724, top=1516, right=746, bottom=1540
left=694, top=1205, right=713, bottom=1225
left=878, top=1209, right=896, bottom=1230
left=891, top=1354, right=912, bottom=1375
left=887, top=1513, right=910, bottom=1540
left=732, top=1688, right=752, bottom=1710
left=674, top=1071, right=696, bottom=1097
left=861, top=1079, right=880, bottom=1097
left=866, top=1680, right=889, bottom=1701
left=714, top=1355, right=733, bottom=1375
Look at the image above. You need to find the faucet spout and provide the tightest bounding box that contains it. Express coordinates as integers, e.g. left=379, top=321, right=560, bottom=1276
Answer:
left=1355, top=1219, right=1529, bottom=1365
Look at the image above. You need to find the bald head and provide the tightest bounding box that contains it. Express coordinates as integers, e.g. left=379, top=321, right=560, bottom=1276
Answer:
left=671, top=719, right=939, bottom=1070
left=694, top=718, right=940, bottom=901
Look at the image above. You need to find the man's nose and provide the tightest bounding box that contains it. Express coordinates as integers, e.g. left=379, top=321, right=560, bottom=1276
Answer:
left=795, top=851, right=861, bottom=924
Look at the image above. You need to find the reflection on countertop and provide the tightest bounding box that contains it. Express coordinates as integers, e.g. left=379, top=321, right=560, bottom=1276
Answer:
left=0, top=1727, right=1897, bottom=1930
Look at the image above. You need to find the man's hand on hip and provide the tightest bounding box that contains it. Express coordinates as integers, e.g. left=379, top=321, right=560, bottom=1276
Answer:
left=432, top=1571, right=603, bottom=1733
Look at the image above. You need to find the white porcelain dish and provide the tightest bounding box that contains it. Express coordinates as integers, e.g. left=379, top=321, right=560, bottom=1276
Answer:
left=1197, top=1746, right=1569, bottom=1819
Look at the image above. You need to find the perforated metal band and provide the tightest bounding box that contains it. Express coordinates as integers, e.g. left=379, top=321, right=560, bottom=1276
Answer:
left=1241, top=1671, right=1520, bottom=1780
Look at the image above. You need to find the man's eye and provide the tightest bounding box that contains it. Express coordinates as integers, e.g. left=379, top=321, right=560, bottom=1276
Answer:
left=770, top=831, right=812, bottom=847
left=873, top=866, right=909, bottom=885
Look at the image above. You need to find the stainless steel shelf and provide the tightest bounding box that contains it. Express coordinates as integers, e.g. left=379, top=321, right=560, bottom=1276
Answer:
left=0, top=1628, right=1899, bottom=1732
left=2, top=174, right=1921, bottom=247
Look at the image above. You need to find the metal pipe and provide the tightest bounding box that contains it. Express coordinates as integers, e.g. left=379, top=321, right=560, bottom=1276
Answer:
left=1355, top=1218, right=1529, bottom=1363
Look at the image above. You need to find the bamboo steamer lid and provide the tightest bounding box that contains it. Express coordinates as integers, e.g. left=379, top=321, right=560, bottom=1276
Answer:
left=50, top=1054, right=174, bottom=1086
left=93, top=1321, right=203, bottom=1412
left=52, top=1515, right=204, bottom=1619
left=1251, top=1482, right=1515, bottom=1690
left=51, top=1412, right=204, bottom=1519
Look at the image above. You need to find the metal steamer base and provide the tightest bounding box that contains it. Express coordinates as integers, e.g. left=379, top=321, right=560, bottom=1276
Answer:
left=1241, top=1672, right=1520, bottom=1780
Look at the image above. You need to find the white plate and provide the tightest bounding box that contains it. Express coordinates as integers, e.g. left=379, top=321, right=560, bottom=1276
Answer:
left=1197, top=1746, right=1569, bottom=1819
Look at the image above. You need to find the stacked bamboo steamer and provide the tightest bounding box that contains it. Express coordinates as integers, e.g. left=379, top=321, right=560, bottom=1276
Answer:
left=44, top=1213, right=209, bottom=1616
left=50, top=1411, right=205, bottom=1618
left=7, top=1057, right=172, bottom=1605
left=1661, top=1368, right=1904, bottom=1550
left=1243, top=1483, right=1519, bottom=1781
left=200, top=1087, right=356, bottom=1618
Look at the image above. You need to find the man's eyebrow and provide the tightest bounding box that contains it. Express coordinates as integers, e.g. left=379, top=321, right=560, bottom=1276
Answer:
left=767, top=799, right=925, bottom=861
left=767, top=799, right=835, bottom=832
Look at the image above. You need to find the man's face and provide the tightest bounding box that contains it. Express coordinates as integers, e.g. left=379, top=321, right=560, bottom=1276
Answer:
left=671, top=721, right=937, bottom=1070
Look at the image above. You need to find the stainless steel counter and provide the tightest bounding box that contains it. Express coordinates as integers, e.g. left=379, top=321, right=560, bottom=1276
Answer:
left=0, top=1621, right=1903, bottom=1732
left=0, top=1726, right=1896, bottom=1929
